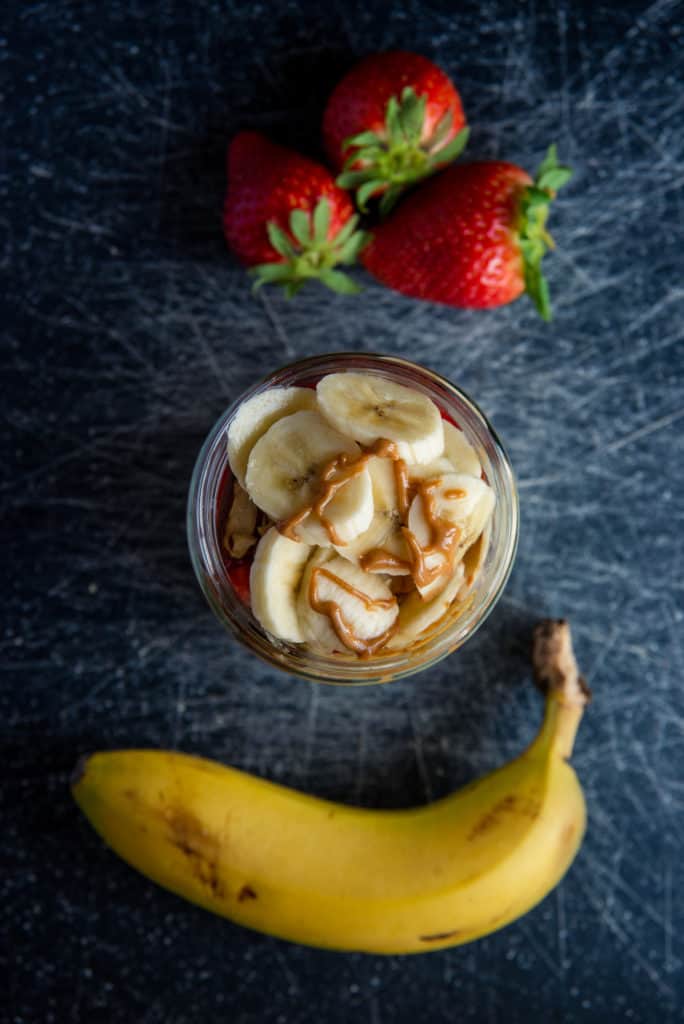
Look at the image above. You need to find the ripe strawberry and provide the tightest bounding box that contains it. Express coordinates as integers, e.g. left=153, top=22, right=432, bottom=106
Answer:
left=226, top=560, right=251, bottom=606
left=323, top=51, right=468, bottom=215
left=361, top=146, right=572, bottom=320
left=223, top=131, right=369, bottom=297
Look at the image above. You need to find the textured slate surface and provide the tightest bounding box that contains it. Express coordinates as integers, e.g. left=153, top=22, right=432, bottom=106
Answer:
left=3, top=1, right=683, bottom=1021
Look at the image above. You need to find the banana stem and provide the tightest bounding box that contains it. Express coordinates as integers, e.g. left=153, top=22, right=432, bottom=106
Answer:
left=532, top=620, right=591, bottom=760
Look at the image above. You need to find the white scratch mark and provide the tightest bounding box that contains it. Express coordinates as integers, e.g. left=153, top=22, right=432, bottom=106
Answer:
left=408, top=697, right=433, bottom=803
left=302, top=683, right=319, bottom=782
left=603, top=408, right=684, bottom=454
left=271, top=945, right=299, bottom=993
left=259, top=290, right=295, bottom=358
left=578, top=873, right=675, bottom=1000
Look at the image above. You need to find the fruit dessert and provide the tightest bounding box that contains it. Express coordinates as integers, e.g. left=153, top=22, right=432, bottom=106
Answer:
left=222, top=372, right=495, bottom=659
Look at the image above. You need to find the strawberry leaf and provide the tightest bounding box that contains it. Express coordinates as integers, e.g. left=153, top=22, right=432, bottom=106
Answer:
left=332, top=213, right=360, bottom=247
left=344, top=130, right=382, bottom=151
left=535, top=144, right=573, bottom=194
left=336, top=86, right=469, bottom=212
left=385, top=95, right=403, bottom=145
left=266, top=221, right=296, bottom=259
left=398, top=88, right=426, bottom=145
left=344, top=145, right=384, bottom=168
left=523, top=259, right=552, bottom=321
left=337, top=230, right=370, bottom=264
left=430, top=126, right=470, bottom=166
left=250, top=262, right=295, bottom=293
left=312, top=198, right=330, bottom=245
left=356, top=179, right=384, bottom=212
left=249, top=203, right=368, bottom=300
left=516, top=146, right=572, bottom=321
left=378, top=185, right=404, bottom=218
left=430, top=108, right=454, bottom=149
left=319, top=269, right=362, bottom=295
left=283, top=280, right=306, bottom=299
left=523, top=186, right=552, bottom=211
left=337, top=169, right=375, bottom=189
left=538, top=166, right=573, bottom=193
left=536, top=144, right=559, bottom=178
left=289, top=208, right=311, bottom=247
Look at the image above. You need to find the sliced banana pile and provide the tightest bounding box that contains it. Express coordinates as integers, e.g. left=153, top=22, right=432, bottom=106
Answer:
left=225, top=372, right=495, bottom=658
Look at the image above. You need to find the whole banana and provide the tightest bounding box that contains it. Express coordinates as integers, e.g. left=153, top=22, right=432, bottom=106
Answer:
left=72, top=620, right=589, bottom=954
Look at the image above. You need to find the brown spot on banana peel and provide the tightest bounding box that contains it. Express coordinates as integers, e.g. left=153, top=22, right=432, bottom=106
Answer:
left=419, top=904, right=515, bottom=944
left=237, top=884, right=258, bottom=902
left=467, top=794, right=540, bottom=841
left=419, top=929, right=462, bottom=942
left=164, top=807, right=226, bottom=899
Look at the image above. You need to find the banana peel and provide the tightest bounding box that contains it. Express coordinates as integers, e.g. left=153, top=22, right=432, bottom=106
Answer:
left=72, top=619, right=589, bottom=954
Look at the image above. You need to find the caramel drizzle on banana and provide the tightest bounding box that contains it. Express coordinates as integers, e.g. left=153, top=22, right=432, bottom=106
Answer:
left=309, top=567, right=397, bottom=657
left=278, top=439, right=402, bottom=546
left=279, top=438, right=467, bottom=655
left=402, top=480, right=462, bottom=590
left=360, top=549, right=412, bottom=574
left=362, top=478, right=465, bottom=593
left=279, top=450, right=373, bottom=546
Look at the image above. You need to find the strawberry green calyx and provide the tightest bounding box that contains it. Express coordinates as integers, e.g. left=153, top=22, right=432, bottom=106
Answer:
left=337, top=87, right=470, bottom=216
left=517, top=145, right=573, bottom=321
left=251, top=199, right=370, bottom=299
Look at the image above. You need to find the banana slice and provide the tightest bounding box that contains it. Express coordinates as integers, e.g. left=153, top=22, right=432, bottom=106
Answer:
left=408, top=473, right=494, bottom=550
left=333, top=510, right=394, bottom=565
left=457, top=524, right=491, bottom=601
left=223, top=482, right=258, bottom=559
left=245, top=410, right=372, bottom=545
left=333, top=456, right=409, bottom=572
left=343, top=524, right=412, bottom=576
left=443, top=421, right=481, bottom=478
left=295, top=465, right=373, bottom=547
left=317, top=372, right=444, bottom=465
left=406, top=473, right=495, bottom=600
left=386, top=562, right=465, bottom=651
left=362, top=528, right=412, bottom=575
left=466, top=485, right=496, bottom=544
left=249, top=527, right=312, bottom=643
left=297, top=552, right=398, bottom=655
left=227, top=386, right=317, bottom=488
left=406, top=456, right=455, bottom=481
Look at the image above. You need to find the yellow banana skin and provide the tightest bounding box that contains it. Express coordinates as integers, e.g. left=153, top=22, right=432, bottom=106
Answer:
left=72, top=621, right=589, bottom=954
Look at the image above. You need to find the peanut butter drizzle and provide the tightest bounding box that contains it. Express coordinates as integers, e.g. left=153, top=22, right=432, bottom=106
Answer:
left=362, top=448, right=463, bottom=594
left=313, top=453, right=371, bottom=545
left=389, top=574, right=416, bottom=596
left=279, top=437, right=466, bottom=653
left=370, top=439, right=400, bottom=459
left=278, top=450, right=373, bottom=545
left=393, top=459, right=413, bottom=519
left=278, top=438, right=410, bottom=546
left=360, top=548, right=412, bottom=574
left=401, top=479, right=463, bottom=590
left=309, top=567, right=397, bottom=657
left=278, top=505, right=311, bottom=541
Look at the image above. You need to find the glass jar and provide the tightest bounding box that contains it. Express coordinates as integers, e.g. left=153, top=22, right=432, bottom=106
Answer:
left=187, top=353, right=518, bottom=685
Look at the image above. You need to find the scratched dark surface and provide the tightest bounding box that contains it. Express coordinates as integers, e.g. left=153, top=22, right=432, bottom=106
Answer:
left=3, top=0, right=684, bottom=1021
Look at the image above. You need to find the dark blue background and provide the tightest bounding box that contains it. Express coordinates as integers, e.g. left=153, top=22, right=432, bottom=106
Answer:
left=4, top=1, right=683, bottom=1021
